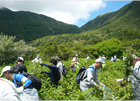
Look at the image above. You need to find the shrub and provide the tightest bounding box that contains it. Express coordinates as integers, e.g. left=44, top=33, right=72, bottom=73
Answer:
left=0, top=34, right=37, bottom=64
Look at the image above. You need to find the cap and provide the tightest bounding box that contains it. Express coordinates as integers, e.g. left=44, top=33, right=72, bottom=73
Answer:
left=71, top=58, right=76, bottom=61
left=17, top=57, right=24, bottom=61
left=55, top=56, right=61, bottom=60
left=37, top=55, right=39, bottom=58
left=75, top=54, right=78, bottom=56
left=95, top=58, right=105, bottom=63
left=0, top=66, right=12, bottom=77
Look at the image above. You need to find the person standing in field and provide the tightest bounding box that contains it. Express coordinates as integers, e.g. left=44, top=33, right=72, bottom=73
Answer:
left=85, top=54, right=91, bottom=61
left=40, top=59, right=61, bottom=88
left=13, top=57, right=27, bottom=73
left=80, top=58, right=105, bottom=91
left=32, top=55, right=42, bottom=63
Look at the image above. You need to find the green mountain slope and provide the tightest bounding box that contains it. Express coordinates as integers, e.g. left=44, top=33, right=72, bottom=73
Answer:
left=0, top=7, right=82, bottom=42
left=81, top=1, right=140, bottom=33
left=29, top=1, right=140, bottom=46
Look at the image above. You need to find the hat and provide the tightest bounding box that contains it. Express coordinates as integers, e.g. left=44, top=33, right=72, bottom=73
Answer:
left=17, top=57, right=24, bottom=61
left=75, top=54, right=78, bottom=56
left=55, top=56, right=61, bottom=60
left=132, top=54, right=138, bottom=60
left=95, top=58, right=105, bottom=63
left=71, top=58, right=76, bottom=61
left=37, top=55, right=39, bottom=58
left=0, top=66, right=12, bottom=77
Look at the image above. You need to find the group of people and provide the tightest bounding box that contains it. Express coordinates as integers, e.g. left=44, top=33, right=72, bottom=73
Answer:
left=0, top=57, right=39, bottom=101
left=1, top=53, right=140, bottom=100
left=0, top=55, right=67, bottom=100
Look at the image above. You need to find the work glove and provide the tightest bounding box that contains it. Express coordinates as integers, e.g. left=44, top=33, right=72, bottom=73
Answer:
left=128, top=66, right=134, bottom=72
left=40, top=71, right=46, bottom=74
left=95, top=84, right=104, bottom=91
left=116, top=78, right=123, bottom=82
left=40, top=63, right=44, bottom=66
left=17, top=86, right=24, bottom=94
left=123, top=77, right=127, bottom=80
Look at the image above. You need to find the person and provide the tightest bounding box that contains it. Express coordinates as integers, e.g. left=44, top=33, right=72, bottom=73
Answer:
left=73, top=54, right=79, bottom=61
left=70, top=58, right=79, bottom=72
left=80, top=58, right=105, bottom=91
left=123, top=56, right=127, bottom=61
left=40, top=59, right=61, bottom=88
left=0, top=66, right=39, bottom=100
left=55, top=56, right=63, bottom=77
left=0, top=77, right=20, bottom=101
left=85, top=54, right=91, bottom=61
left=13, top=57, right=27, bottom=73
left=32, top=55, right=42, bottom=63
left=113, top=55, right=117, bottom=62
left=102, top=55, right=106, bottom=60
left=117, top=55, right=140, bottom=100
left=110, top=57, right=114, bottom=62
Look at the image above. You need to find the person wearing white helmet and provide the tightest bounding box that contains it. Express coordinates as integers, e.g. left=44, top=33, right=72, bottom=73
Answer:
left=0, top=66, right=20, bottom=101
left=80, top=58, right=105, bottom=91
left=13, top=57, right=27, bottom=73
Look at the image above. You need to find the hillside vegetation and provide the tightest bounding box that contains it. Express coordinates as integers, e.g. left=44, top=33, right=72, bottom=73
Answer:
left=0, top=8, right=82, bottom=42
left=0, top=57, right=133, bottom=100
left=81, top=1, right=140, bottom=33
left=29, top=1, right=140, bottom=47
left=0, top=33, right=140, bottom=100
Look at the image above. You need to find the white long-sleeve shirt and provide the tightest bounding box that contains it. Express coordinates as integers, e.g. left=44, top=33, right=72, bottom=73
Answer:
left=32, top=58, right=42, bottom=63
left=0, top=78, right=19, bottom=101
left=85, top=56, right=91, bottom=61
left=57, top=61, right=63, bottom=76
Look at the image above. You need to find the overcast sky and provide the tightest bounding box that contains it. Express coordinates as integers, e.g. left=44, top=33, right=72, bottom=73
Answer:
left=0, top=0, right=133, bottom=27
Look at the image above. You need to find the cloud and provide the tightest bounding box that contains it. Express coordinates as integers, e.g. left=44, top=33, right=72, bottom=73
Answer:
left=0, top=1, right=106, bottom=25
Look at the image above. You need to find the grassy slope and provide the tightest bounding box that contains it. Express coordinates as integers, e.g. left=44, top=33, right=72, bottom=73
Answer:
left=0, top=58, right=132, bottom=100
left=81, top=1, right=140, bottom=35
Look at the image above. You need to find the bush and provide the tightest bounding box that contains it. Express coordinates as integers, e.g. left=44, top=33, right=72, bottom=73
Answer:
left=0, top=34, right=37, bottom=64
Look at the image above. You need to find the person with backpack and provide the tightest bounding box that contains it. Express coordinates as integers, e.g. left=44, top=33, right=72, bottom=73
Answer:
left=80, top=58, right=105, bottom=91
left=0, top=77, right=20, bottom=101
left=13, top=57, right=27, bottom=73
left=55, top=56, right=63, bottom=77
left=40, top=59, right=61, bottom=88
left=0, top=66, right=39, bottom=100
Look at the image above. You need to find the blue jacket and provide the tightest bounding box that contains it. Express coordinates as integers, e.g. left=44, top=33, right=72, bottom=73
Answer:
left=41, top=63, right=60, bottom=85
left=12, top=74, right=32, bottom=88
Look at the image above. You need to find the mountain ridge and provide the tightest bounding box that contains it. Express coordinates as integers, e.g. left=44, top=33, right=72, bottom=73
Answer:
left=0, top=7, right=82, bottom=42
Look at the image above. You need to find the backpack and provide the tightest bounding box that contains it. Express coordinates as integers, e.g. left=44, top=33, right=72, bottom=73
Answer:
left=55, top=69, right=61, bottom=81
left=76, top=66, right=94, bottom=84
left=15, top=72, right=42, bottom=91
left=12, top=64, right=22, bottom=73
left=61, top=62, right=68, bottom=76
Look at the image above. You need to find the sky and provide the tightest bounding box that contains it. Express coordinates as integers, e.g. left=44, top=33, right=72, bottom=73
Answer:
left=0, top=0, right=133, bottom=27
